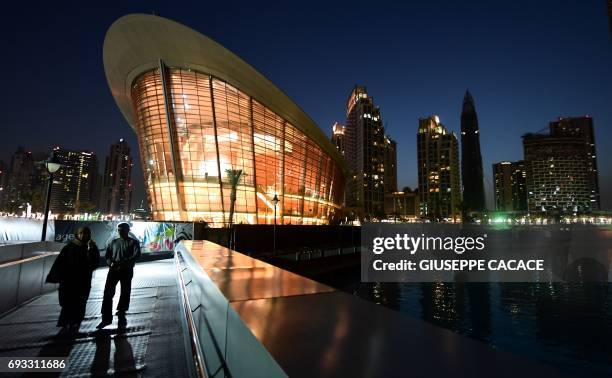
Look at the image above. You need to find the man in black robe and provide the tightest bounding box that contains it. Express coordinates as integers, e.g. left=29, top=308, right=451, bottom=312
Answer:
left=46, top=227, right=100, bottom=334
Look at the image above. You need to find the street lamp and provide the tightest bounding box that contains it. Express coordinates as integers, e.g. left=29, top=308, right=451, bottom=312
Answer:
left=41, top=154, right=61, bottom=241
left=272, top=194, right=279, bottom=255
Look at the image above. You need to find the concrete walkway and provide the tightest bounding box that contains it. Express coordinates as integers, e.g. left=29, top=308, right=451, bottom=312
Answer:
left=0, top=259, right=189, bottom=377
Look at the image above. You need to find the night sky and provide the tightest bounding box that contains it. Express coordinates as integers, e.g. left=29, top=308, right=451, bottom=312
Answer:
left=1, top=1, right=611, bottom=209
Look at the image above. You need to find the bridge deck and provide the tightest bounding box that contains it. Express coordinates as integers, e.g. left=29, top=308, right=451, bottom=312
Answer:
left=0, top=259, right=189, bottom=377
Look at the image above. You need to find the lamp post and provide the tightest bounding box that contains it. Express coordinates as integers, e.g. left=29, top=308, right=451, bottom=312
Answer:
left=41, top=154, right=61, bottom=241
left=272, top=194, right=279, bottom=255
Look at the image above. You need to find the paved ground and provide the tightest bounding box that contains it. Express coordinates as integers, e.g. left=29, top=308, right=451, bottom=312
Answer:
left=0, top=259, right=190, bottom=377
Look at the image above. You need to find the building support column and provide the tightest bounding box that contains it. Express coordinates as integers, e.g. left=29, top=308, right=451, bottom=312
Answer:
left=208, top=76, right=226, bottom=225
left=280, top=121, right=286, bottom=224
left=158, top=59, right=186, bottom=219
left=249, top=98, right=259, bottom=223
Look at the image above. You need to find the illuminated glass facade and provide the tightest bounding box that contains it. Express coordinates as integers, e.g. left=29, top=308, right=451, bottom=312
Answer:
left=131, top=68, right=344, bottom=225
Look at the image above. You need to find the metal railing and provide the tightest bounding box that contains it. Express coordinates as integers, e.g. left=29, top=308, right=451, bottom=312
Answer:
left=174, top=250, right=208, bottom=378
left=174, top=242, right=287, bottom=378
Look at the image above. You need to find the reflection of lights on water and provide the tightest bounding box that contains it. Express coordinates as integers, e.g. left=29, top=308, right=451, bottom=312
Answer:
left=510, top=304, right=520, bottom=315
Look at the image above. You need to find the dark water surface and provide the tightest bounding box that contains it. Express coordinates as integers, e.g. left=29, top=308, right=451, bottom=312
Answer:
left=327, top=274, right=612, bottom=377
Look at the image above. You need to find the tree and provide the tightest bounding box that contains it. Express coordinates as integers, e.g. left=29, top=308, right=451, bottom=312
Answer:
left=225, top=169, right=244, bottom=228
left=20, top=190, right=44, bottom=213
left=79, top=201, right=97, bottom=213
left=2, top=200, right=20, bottom=214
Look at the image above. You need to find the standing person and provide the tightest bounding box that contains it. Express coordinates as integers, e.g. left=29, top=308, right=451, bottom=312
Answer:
left=46, top=227, right=100, bottom=334
left=97, top=223, right=141, bottom=329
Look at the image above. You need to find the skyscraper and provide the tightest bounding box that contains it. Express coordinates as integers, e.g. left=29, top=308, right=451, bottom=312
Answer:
left=342, top=86, right=392, bottom=218
left=523, top=129, right=593, bottom=215
left=417, top=116, right=461, bottom=220
left=331, top=122, right=346, bottom=156
left=100, top=139, right=133, bottom=214
left=492, top=161, right=527, bottom=212
left=460, top=90, right=486, bottom=214
left=548, top=116, right=600, bottom=210
left=50, top=147, right=99, bottom=214
left=3, top=147, right=46, bottom=212
left=384, top=136, right=397, bottom=193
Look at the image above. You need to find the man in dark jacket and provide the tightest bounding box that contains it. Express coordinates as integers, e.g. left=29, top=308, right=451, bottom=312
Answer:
left=97, top=223, right=141, bottom=329
left=46, top=227, right=100, bottom=334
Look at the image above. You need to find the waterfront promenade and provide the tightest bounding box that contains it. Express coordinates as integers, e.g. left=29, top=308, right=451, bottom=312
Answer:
left=0, top=260, right=189, bottom=376
left=0, top=240, right=578, bottom=377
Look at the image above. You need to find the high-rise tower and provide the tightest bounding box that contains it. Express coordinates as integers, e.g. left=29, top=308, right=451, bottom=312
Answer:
left=548, top=116, right=600, bottom=210
left=492, top=161, right=527, bottom=212
left=417, top=115, right=461, bottom=220
left=100, top=139, right=134, bottom=214
left=460, top=90, right=486, bottom=214
left=50, top=147, right=99, bottom=214
left=383, top=136, right=397, bottom=193
left=331, top=122, right=346, bottom=156
left=522, top=116, right=599, bottom=214
left=343, top=86, right=388, bottom=218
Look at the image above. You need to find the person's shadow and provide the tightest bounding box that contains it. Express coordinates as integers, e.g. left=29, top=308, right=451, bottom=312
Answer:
left=90, top=329, right=136, bottom=376
left=90, top=330, right=111, bottom=375
left=114, top=335, right=136, bottom=376
left=37, top=330, right=78, bottom=377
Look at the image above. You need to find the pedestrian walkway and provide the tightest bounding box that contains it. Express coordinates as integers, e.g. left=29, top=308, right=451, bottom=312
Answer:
left=0, top=259, right=189, bottom=377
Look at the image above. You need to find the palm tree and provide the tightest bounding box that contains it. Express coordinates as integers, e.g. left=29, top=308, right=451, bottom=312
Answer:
left=20, top=190, right=44, bottom=213
left=225, top=169, right=244, bottom=228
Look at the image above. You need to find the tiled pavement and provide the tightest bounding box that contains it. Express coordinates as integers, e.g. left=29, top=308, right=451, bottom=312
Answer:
left=0, top=259, right=190, bottom=377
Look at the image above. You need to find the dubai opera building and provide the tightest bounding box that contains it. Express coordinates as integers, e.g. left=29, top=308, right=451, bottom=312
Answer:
left=103, top=14, right=346, bottom=226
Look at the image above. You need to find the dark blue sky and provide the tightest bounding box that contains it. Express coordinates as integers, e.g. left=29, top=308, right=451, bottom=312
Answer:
left=1, top=1, right=611, bottom=209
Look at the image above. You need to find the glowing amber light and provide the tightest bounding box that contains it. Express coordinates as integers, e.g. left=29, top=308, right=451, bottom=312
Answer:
left=132, top=68, right=344, bottom=226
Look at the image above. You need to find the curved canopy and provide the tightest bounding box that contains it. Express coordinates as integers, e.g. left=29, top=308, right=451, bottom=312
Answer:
left=103, top=13, right=346, bottom=171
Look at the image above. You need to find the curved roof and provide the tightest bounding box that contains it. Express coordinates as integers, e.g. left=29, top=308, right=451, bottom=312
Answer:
left=103, top=14, right=346, bottom=172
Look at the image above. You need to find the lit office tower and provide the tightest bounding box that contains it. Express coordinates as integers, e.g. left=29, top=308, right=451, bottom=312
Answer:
left=100, top=139, right=133, bottom=214
left=460, top=90, right=486, bottom=213
left=4, top=147, right=46, bottom=210
left=331, top=122, right=346, bottom=156
left=417, top=116, right=461, bottom=220
left=384, top=136, right=397, bottom=193
left=522, top=128, right=593, bottom=215
left=50, top=147, right=99, bottom=214
left=548, top=116, right=600, bottom=210
left=492, top=161, right=527, bottom=212
left=343, top=86, right=389, bottom=217
left=5, top=147, right=35, bottom=208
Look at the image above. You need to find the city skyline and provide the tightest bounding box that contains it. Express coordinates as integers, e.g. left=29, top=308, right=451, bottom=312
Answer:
left=1, top=1, right=611, bottom=209
left=0, top=141, right=135, bottom=215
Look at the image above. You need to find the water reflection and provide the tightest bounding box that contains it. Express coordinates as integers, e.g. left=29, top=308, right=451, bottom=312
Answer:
left=346, top=280, right=611, bottom=376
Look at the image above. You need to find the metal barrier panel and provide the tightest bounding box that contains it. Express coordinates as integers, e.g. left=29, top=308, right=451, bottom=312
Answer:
left=17, top=258, right=45, bottom=304
left=42, top=256, right=59, bottom=294
left=0, top=243, right=25, bottom=264
left=0, top=242, right=61, bottom=315
left=0, top=265, right=20, bottom=313
left=22, top=241, right=64, bottom=259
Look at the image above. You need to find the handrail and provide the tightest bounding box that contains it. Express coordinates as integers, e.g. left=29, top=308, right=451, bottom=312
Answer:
left=175, top=250, right=208, bottom=378
left=0, top=252, right=59, bottom=269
